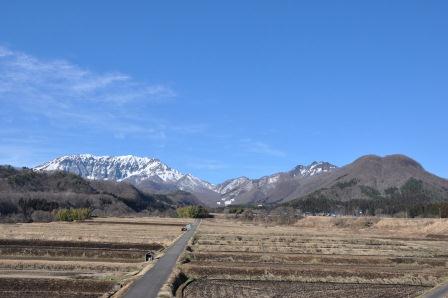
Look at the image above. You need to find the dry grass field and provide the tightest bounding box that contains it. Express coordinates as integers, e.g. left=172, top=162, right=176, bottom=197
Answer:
left=179, top=216, right=448, bottom=298
left=0, top=216, right=192, bottom=297
left=1, top=215, right=446, bottom=297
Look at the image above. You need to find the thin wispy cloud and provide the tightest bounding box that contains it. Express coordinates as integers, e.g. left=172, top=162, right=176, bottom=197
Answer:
left=241, top=139, right=286, bottom=157
left=0, top=46, right=174, bottom=106
left=0, top=47, right=13, bottom=57
left=0, top=45, right=190, bottom=140
left=0, top=45, right=214, bottom=167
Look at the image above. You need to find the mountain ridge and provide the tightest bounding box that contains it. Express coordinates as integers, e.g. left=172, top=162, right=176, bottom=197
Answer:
left=286, top=154, right=448, bottom=209
left=34, top=153, right=448, bottom=207
left=35, top=154, right=339, bottom=206
left=35, top=154, right=215, bottom=194
left=215, top=161, right=338, bottom=206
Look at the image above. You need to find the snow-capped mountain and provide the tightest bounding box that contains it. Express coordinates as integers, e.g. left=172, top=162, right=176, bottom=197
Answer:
left=290, top=161, right=337, bottom=177
left=35, top=154, right=337, bottom=206
left=24, top=153, right=448, bottom=212
left=215, top=161, right=338, bottom=206
left=35, top=154, right=215, bottom=194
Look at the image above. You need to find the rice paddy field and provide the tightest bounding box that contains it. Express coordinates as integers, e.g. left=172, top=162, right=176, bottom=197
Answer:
left=1, top=215, right=446, bottom=297
left=179, top=216, right=448, bottom=298
left=0, top=217, right=192, bottom=297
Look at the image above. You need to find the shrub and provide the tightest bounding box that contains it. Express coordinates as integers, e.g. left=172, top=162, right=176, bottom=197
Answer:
left=176, top=206, right=209, bottom=218
left=54, top=208, right=92, bottom=221
left=72, top=207, right=92, bottom=220
left=55, top=208, right=72, bottom=221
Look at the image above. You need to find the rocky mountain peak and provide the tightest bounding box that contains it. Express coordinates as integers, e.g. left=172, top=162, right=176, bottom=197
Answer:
left=34, top=154, right=214, bottom=193
left=291, top=161, right=337, bottom=177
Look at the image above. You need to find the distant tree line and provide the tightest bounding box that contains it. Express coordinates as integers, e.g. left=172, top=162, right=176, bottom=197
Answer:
left=288, top=178, right=448, bottom=218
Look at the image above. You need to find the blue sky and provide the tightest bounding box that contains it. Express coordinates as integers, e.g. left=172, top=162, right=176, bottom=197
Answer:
left=0, top=1, right=447, bottom=183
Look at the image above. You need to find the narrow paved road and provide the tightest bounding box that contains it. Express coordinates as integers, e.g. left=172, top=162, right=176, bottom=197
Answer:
left=422, top=283, right=448, bottom=298
left=124, top=219, right=200, bottom=298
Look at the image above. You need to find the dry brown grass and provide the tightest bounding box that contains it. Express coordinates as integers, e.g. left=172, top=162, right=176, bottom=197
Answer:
left=0, top=216, right=185, bottom=297
left=179, top=216, right=448, bottom=297
left=294, top=216, right=448, bottom=238
left=183, top=279, right=429, bottom=298
left=188, top=251, right=448, bottom=267
left=0, top=259, right=144, bottom=272
left=91, top=216, right=194, bottom=225
left=0, top=277, right=118, bottom=298
left=0, top=216, right=184, bottom=245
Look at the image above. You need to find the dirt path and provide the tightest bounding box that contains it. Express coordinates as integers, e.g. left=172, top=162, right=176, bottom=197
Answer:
left=124, top=219, right=200, bottom=298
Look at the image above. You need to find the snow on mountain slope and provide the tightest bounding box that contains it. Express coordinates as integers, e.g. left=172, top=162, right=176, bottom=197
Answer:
left=35, top=154, right=337, bottom=207
left=216, top=161, right=338, bottom=206
left=35, top=154, right=215, bottom=193
left=215, top=177, right=255, bottom=206
left=215, top=177, right=252, bottom=194
left=290, top=161, right=337, bottom=177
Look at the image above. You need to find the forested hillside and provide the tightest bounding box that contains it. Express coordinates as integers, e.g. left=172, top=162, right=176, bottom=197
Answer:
left=0, top=166, right=198, bottom=222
